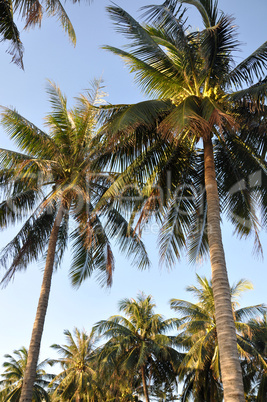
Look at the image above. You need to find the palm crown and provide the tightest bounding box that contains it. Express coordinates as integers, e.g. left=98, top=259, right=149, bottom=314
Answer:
left=170, top=276, right=267, bottom=400
left=49, top=328, right=97, bottom=401
left=99, top=0, right=267, bottom=263
left=0, top=347, right=52, bottom=401
left=94, top=293, right=181, bottom=402
left=0, top=80, right=149, bottom=287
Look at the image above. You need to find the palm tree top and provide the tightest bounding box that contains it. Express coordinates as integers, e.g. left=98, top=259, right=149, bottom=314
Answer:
left=0, top=79, right=150, bottom=288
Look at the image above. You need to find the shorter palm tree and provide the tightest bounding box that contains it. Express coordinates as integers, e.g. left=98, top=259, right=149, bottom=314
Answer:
left=49, top=328, right=97, bottom=401
left=170, top=276, right=267, bottom=401
left=0, top=347, right=52, bottom=401
left=94, top=293, right=181, bottom=402
left=242, top=315, right=267, bottom=400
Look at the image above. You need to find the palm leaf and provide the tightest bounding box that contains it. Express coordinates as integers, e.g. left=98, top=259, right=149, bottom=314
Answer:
left=229, top=41, right=267, bottom=87
left=0, top=0, right=24, bottom=67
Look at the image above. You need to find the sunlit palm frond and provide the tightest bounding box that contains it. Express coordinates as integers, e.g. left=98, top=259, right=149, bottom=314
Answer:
left=1, top=107, right=57, bottom=158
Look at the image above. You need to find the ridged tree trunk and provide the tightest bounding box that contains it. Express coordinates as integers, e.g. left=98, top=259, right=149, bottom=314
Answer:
left=203, top=136, right=245, bottom=401
left=141, top=365, right=150, bottom=402
left=19, top=206, right=63, bottom=402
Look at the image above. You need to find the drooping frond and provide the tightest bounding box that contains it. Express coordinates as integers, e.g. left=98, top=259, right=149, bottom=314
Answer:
left=0, top=204, right=57, bottom=286
left=228, top=79, right=267, bottom=108
left=44, top=0, right=76, bottom=45
left=69, top=202, right=116, bottom=288
left=0, top=0, right=24, bottom=68
left=228, top=41, right=267, bottom=88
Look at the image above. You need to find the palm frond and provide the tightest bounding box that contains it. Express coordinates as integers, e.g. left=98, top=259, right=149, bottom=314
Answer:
left=0, top=205, right=57, bottom=286
left=0, top=0, right=24, bottom=68
left=229, top=41, right=267, bottom=87
left=1, top=107, right=57, bottom=158
left=44, top=0, right=76, bottom=45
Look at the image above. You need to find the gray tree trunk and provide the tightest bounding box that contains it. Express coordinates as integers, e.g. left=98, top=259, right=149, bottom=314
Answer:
left=141, top=365, right=150, bottom=402
left=203, top=136, right=245, bottom=401
left=19, top=206, right=63, bottom=402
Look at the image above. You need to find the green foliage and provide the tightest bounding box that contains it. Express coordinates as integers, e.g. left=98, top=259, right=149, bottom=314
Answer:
left=98, top=0, right=267, bottom=267
left=170, top=276, right=267, bottom=400
left=0, top=347, right=52, bottom=401
left=0, top=0, right=93, bottom=68
left=94, top=293, right=182, bottom=401
left=0, top=79, right=150, bottom=289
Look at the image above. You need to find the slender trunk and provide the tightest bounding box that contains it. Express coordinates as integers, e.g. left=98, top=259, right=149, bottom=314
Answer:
left=203, top=136, right=245, bottom=401
left=141, top=365, right=150, bottom=402
left=19, top=206, right=63, bottom=402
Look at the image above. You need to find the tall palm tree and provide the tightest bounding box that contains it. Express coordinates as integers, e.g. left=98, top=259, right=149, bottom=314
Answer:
left=96, top=1, right=267, bottom=399
left=0, top=0, right=91, bottom=68
left=94, top=293, right=181, bottom=402
left=0, top=80, right=149, bottom=402
left=170, top=276, right=267, bottom=401
left=0, top=347, right=51, bottom=401
left=49, top=328, right=97, bottom=401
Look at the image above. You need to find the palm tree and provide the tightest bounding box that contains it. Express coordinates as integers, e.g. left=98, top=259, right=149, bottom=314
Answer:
left=170, top=276, right=267, bottom=401
left=241, top=315, right=267, bottom=400
left=94, top=293, right=181, bottom=402
left=96, top=1, right=267, bottom=399
left=48, top=328, right=98, bottom=401
left=0, top=80, right=149, bottom=402
left=0, top=0, right=91, bottom=68
left=50, top=328, right=143, bottom=401
left=0, top=347, right=51, bottom=401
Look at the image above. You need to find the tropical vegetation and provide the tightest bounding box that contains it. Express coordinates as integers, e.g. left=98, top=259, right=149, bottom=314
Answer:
left=0, top=347, right=51, bottom=401
left=48, top=328, right=98, bottom=401
left=1, top=0, right=267, bottom=401
left=0, top=278, right=266, bottom=401
left=94, top=293, right=181, bottom=402
left=170, top=276, right=267, bottom=401
left=94, top=1, right=267, bottom=399
left=0, top=80, right=149, bottom=401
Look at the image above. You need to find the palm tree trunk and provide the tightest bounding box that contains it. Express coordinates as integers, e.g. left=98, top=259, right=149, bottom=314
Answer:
left=19, top=206, right=63, bottom=402
left=203, top=136, right=245, bottom=401
left=141, top=365, right=150, bottom=402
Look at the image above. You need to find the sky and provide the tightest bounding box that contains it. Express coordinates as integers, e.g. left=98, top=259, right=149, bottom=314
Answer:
left=0, top=0, right=266, bottom=376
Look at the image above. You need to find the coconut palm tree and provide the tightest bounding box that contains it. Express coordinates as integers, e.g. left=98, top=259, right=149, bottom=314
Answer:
left=96, top=1, right=267, bottom=399
left=0, top=80, right=149, bottom=402
left=0, top=347, right=51, bottom=401
left=0, top=0, right=91, bottom=68
left=170, top=276, right=267, bottom=401
left=94, top=293, right=181, bottom=402
left=48, top=328, right=98, bottom=401
left=241, top=315, right=267, bottom=400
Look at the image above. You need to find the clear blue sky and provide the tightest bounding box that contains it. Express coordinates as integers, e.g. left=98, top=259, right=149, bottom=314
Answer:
left=0, top=0, right=266, bottom=371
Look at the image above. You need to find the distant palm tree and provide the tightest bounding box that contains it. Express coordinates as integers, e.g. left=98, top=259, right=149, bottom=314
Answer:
left=94, top=293, right=181, bottom=402
left=0, top=80, right=149, bottom=402
left=0, top=347, right=51, bottom=401
left=49, top=328, right=97, bottom=401
left=242, top=315, right=267, bottom=400
left=97, top=1, right=267, bottom=399
left=0, top=0, right=92, bottom=68
left=170, top=276, right=267, bottom=401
